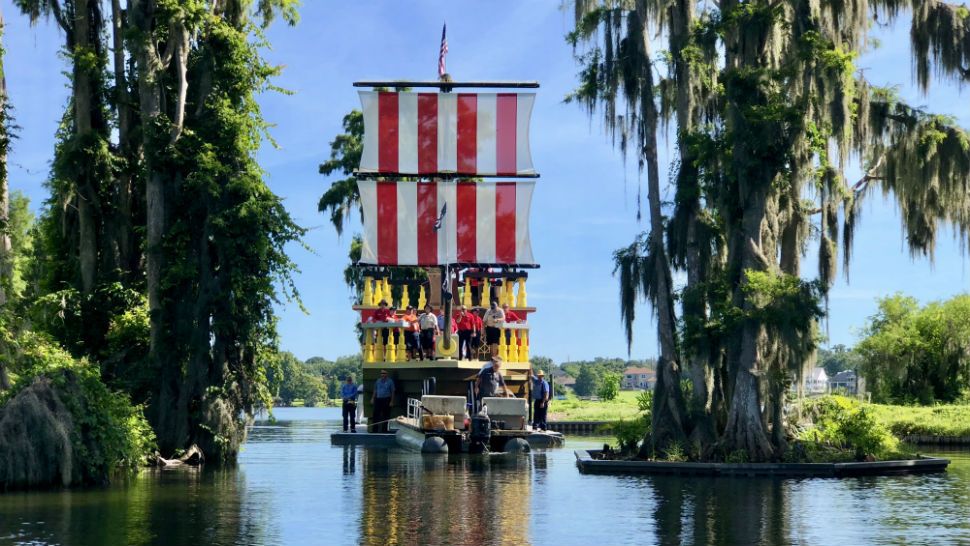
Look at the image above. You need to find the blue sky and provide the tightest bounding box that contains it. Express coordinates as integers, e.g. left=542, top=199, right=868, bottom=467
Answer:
left=3, top=1, right=969, bottom=363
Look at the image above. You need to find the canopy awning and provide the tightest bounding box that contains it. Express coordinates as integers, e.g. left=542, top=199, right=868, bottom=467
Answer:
left=357, top=180, right=536, bottom=267
left=358, top=91, right=536, bottom=176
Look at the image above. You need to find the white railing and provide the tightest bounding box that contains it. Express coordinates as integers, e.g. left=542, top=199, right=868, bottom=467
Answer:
left=406, top=397, right=423, bottom=426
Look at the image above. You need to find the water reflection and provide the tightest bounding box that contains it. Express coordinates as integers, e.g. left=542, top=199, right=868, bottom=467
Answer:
left=1, top=408, right=968, bottom=546
left=0, top=468, right=264, bottom=546
left=359, top=450, right=532, bottom=546
left=650, top=476, right=789, bottom=546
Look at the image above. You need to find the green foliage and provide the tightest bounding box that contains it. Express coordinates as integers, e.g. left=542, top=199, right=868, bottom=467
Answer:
left=1, top=327, right=155, bottom=480
left=266, top=352, right=327, bottom=407
left=602, top=390, right=652, bottom=455
left=796, top=395, right=900, bottom=460
left=597, top=372, right=620, bottom=401
left=817, top=344, right=861, bottom=377
left=573, top=364, right=599, bottom=397
left=318, top=110, right=362, bottom=236
left=857, top=293, right=970, bottom=404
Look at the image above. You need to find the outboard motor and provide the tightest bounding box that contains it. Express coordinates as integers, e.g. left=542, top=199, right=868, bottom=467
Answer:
left=469, top=416, right=491, bottom=453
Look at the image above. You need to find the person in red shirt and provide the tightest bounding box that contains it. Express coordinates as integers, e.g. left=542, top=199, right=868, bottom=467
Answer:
left=373, top=300, right=393, bottom=346
left=472, top=310, right=484, bottom=360
left=456, top=306, right=476, bottom=360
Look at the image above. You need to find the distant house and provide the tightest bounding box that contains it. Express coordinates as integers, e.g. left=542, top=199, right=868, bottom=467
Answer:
left=829, top=370, right=865, bottom=395
left=804, top=367, right=829, bottom=394
left=622, top=367, right=655, bottom=390
left=549, top=369, right=576, bottom=391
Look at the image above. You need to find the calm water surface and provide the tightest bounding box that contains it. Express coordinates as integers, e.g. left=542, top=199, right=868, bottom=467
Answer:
left=1, top=407, right=968, bottom=545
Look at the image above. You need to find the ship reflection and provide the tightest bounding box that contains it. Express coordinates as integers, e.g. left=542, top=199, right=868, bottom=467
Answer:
left=358, top=449, right=533, bottom=545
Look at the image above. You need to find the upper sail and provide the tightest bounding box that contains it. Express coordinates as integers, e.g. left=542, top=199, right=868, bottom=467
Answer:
left=358, top=91, right=536, bottom=176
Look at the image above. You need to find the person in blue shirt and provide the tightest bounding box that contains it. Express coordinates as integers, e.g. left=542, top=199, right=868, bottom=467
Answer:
left=370, top=370, right=396, bottom=433
left=341, top=376, right=358, bottom=433
left=530, top=369, right=550, bottom=431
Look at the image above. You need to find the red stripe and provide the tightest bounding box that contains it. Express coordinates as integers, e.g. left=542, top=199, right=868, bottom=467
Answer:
left=457, top=94, right=477, bottom=174
left=417, top=94, right=438, bottom=174
left=416, top=182, right=438, bottom=265
left=378, top=93, right=399, bottom=172
left=495, top=183, right=516, bottom=262
left=376, top=182, right=398, bottom=264
left=496, top=94, right=517, bottom=175
left=456, top=183, right=477, bottom=262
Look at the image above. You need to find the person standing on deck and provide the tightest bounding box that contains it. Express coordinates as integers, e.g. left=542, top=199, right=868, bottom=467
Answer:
left=341, top=376, right=358, bottom=433
left=418, top=304, right=439, bottom=360
left=482, top=301, right=505, bottom=358
left=456, top=306, right=476, bottom=360
left=530, top=369, right=550, bottom=431
left=471, top=309, right=484, bottom=360
left=371, top=370, right=395, bottom=433
left=402, top=306, right=420, bottom=360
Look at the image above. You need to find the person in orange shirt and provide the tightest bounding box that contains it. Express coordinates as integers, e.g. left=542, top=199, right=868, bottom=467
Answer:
left=402, top=306, right=420, bottom=360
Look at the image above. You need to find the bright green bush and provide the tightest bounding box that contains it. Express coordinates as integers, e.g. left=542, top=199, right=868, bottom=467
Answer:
left=1, top=330, right=155, bottom=484
left=797, top=395, right=899, bottom=460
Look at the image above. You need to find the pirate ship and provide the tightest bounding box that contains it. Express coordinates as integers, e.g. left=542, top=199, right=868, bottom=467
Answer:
left=346, top=78, right=563, bottom=452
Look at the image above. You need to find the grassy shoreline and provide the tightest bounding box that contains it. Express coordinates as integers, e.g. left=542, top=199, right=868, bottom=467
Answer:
left=548, top=392, right=970, bottom=438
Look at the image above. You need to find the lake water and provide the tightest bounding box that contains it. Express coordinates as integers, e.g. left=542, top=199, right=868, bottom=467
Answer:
left=1, top=407, right=968, bottom=545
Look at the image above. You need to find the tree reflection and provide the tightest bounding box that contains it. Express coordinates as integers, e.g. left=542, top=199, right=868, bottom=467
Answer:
left=650, top=476, right=789, bottom=545
left=358, top=450, right=533, bottom=545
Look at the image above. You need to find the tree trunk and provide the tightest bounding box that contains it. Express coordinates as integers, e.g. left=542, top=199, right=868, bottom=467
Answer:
left=722, top=187, right=774, bottom=461
left=0, top=8, right=11, bottom=312
left=130, top=0, right=181, bottom=454
left=111, top=0, right=139, bottom=280
left=72, top=0, right=100, bottom=295
left=633, top=9, right=688, bottom=455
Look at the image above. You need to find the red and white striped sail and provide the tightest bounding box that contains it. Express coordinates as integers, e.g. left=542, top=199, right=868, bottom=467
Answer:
left=358, top=180, right=536, bottom=266
left=358, top=91, right=536, bottom=176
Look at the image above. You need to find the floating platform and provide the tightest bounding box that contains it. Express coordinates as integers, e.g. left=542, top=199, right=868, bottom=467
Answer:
left=393, top=417, right=564, bottom=453
left=574, top=450, right=951, bottom=477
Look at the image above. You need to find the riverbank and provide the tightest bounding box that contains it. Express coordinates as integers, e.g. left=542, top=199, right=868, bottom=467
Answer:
left=547, top=393, right=970, bottom=440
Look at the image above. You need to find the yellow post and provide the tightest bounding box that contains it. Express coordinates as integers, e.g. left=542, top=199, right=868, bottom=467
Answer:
left=383, top=278, right=391, bottom=303
left=417, top=285, right=427, bottom=310
left=498, top=328, right=508, bottom=361
left=363, top=276, right=374, bottom=307
left=401, top=286, right=410, bottom=309
left=462, top=281, right=472, bottom=308
left=516, top=278, right=527, bottom=308
left=396, top=328, right=407, bottom=361
left=363, top=332, right=373, bottom=363
left=375, top=335, right=385, bottom=362
left=521, top=330, right=530, bottom=362
left=374, top=278, right=384, bottom=305
left=480, top=278, right=490, bottom=308
left=508, top=330, right=519, bottom=362
left=506, top=280, right=515, bottom=307
left=386, top=333, right=396, bottom=363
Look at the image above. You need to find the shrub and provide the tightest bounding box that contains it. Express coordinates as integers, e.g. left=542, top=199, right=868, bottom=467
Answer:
left=0, top=331, right=155, bottom=488
left=797, top=395, right=899, bottom=460
left=601, top=417, right=648, bottom=454
left=597, top=372, right=620, bottom=401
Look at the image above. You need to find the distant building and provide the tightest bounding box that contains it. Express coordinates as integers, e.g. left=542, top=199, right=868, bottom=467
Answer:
left=804, top=367, right=829, bottom=394
left=829, top=370, right=865, bottom=395
left=622, top=367, right=655, bottom=390
left=549, top=369, right=576, bottom=391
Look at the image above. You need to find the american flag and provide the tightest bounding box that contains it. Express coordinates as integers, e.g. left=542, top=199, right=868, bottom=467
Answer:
left=438, top=23, right=448, bottom=78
